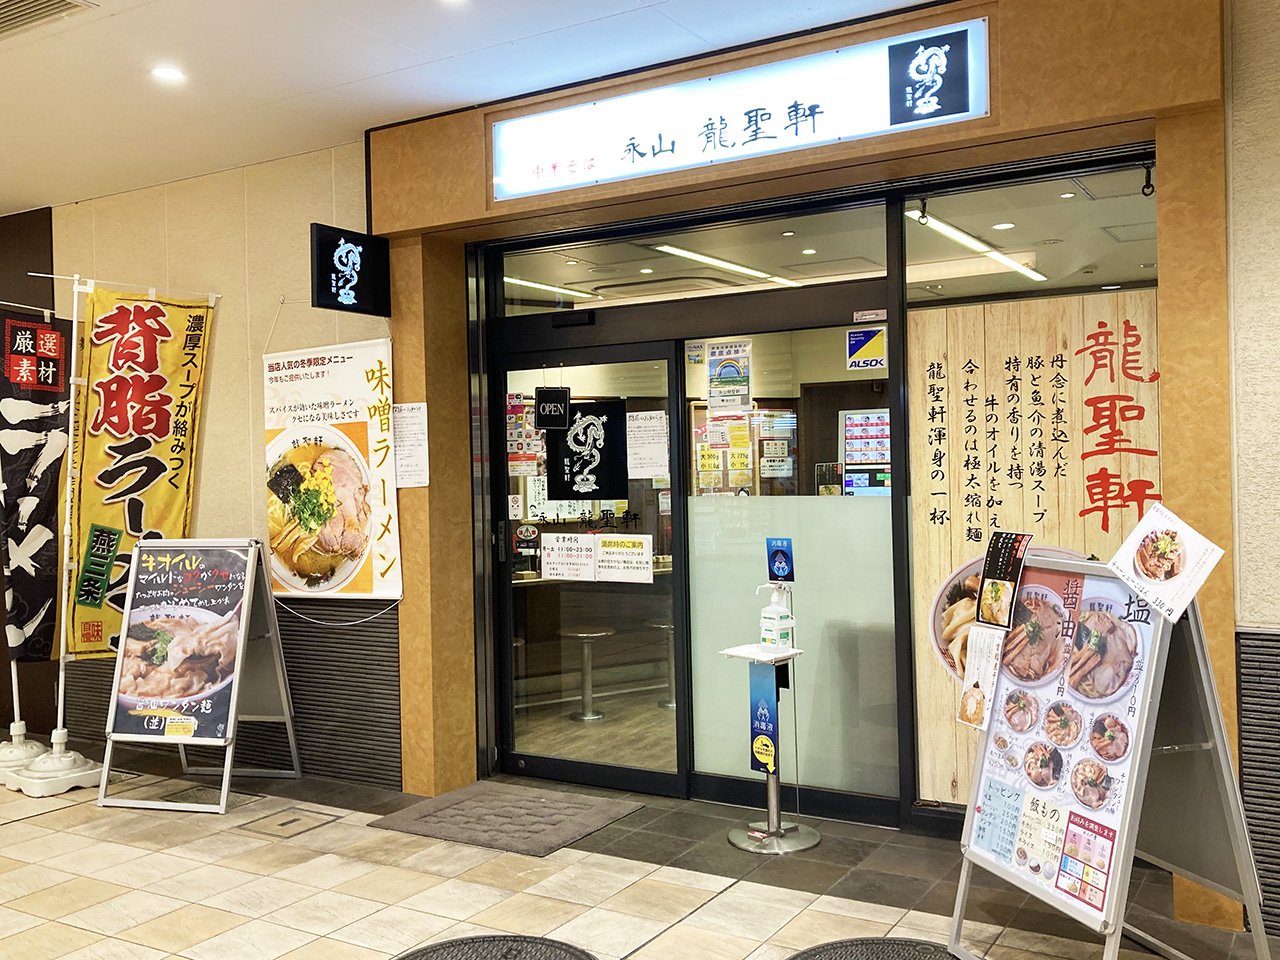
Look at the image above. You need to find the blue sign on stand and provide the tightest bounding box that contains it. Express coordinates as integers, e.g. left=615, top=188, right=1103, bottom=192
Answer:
left=766, top=537, right=794, bottom=582
left=749, top=661, right=778, bottom=774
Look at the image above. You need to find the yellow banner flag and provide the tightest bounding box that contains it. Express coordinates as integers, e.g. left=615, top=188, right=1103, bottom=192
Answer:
left=67, top=289, right=213, bottom=658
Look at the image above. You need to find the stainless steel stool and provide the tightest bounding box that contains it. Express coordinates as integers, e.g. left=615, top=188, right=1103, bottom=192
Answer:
left=648, top=618, right=676, bottom=710
left=561, top=626, right=614, bottom=722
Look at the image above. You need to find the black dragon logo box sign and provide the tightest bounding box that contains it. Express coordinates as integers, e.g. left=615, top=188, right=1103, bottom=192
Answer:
left=545, top=400, right=629, bottom=502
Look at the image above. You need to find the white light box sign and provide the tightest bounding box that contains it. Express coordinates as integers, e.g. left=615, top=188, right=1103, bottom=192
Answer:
left=492, top=18, right=989, bottom=201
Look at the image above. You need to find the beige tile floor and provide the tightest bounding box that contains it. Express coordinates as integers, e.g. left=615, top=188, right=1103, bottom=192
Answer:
left=0, top=776, right=1154, bottom=960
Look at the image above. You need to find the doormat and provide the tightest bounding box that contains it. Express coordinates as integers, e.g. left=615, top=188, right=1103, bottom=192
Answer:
left=370, top=781, right=641, bottom=857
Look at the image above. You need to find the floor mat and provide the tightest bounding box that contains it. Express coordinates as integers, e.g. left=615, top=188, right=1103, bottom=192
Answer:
left=370, top=780, right=641, bottom=857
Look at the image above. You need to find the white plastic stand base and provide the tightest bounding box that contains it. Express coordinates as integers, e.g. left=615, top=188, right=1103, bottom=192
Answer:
left=4, top=729, right=101, bottom=797
left=0, top=723, right=49, bottom=770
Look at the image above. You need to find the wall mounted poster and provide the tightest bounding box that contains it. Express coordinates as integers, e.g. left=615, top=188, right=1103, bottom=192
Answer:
left=967, top=562, right=1157, bottom=924
left=1107, top=502, right=1224, bottom=622
left=107, top=543, right=250, bottom=741
left=0, top=308, right=71, bottom=662
left=68, top=290, right=214, bottom=659
left=545, top=400, right=628, bottom=501
left=263, top=339, right=402, bottom=599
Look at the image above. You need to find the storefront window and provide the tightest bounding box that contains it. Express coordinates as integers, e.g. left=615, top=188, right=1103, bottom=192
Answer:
left=905, top=168, right=1157, bottom=301
left=502, top=204, right=887, bottom=315
left=687, top=326, right=898, bottom=798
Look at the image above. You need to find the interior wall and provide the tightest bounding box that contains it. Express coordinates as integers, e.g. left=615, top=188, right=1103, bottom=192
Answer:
left=51, top=142, right=382, bottom=542
left=1229, top=0, right=1280, bottom=630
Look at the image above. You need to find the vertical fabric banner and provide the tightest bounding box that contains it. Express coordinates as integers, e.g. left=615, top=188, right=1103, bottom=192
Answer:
left=0, top=309, right=72, bottom=661
left=68, top=290, right=213, bottom=659
left=263, top=339, right=402, bottom=598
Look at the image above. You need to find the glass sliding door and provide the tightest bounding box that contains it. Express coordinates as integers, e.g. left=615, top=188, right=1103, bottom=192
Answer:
left=497, top=352, right=683, bottom=784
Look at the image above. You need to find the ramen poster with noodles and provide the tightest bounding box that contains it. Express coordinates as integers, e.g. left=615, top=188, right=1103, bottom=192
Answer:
left=966, top=565, right=1157, bottom=924
left=263, top=340, right=402, bottom=598
left=108, top=544, right=250, bottom=740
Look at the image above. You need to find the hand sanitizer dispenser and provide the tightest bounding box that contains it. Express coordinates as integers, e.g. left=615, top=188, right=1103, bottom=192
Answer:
left=756, top=583, right=795, bottom=647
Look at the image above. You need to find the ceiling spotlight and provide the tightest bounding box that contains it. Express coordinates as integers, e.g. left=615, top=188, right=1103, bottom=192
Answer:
left=503, top=277, right=596, bottom=299
left=1060, top=192, right=1076, bottom=199
left=640, top=268, right=653, bottom=274
left=992, top=222, right=1015, bottom=230
left=1139, top=262, right=1155, bottom=269
left=801, top=248, right=817, bottom=255
left=781, top=231, right=795, bottom=237
left=151, top=65, right=186, bottom=82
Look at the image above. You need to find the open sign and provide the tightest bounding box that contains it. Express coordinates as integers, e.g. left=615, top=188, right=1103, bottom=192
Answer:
left=534, top=387, right=571, bottom=430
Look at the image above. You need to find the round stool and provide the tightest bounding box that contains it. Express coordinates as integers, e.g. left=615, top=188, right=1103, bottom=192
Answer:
left=560, top=626, right=614, bottom=722
left=647, top=618, right=676, bottom=710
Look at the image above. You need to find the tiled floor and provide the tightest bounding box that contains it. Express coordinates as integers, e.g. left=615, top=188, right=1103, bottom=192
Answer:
left=0, top=758, right=1268, bottom=960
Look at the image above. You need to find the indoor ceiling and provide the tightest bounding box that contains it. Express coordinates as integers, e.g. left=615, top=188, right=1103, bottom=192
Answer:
left=0, top=0, right=934, bottom=216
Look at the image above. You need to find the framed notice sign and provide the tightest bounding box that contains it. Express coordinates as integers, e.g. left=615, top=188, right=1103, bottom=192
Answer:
left=99, top=539, right=300, bottom=814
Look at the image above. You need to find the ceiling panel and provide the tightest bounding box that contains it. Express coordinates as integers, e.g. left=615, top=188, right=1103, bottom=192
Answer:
left=0, top=0, right=931, bottom=215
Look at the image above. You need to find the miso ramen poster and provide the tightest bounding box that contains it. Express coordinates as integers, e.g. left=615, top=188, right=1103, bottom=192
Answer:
left=262, top=339, right=402, bottom=599
left=967, top=565, right=1157, bottom=923
left=110, top=544, right=249, bottom=740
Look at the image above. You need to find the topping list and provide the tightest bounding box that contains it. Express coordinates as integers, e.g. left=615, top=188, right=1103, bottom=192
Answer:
left=969, top=566, right=1156, bottom=920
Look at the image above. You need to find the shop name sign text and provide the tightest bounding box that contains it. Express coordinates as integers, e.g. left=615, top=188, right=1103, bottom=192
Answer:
left=492, top=18, right=988, bottom=201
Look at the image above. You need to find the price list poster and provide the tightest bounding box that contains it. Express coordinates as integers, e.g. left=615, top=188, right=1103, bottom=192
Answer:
left=908, top=290, right=1160, bottom=804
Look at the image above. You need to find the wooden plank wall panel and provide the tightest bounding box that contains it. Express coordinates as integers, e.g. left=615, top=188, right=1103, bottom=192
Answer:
left=910, top=290, right=1159, bottom=804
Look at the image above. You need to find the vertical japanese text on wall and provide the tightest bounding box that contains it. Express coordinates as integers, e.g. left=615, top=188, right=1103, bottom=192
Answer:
left=69, top=290, right=213, bottom=659
left=263, top=339, right=403, bottom=599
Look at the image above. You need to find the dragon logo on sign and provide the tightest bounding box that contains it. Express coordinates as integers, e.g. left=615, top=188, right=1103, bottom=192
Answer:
left=332, top=238, right=363, bottom=306
left=907, top=43, right=950, bottom=116
left=567, top=411, right=607, bottom=494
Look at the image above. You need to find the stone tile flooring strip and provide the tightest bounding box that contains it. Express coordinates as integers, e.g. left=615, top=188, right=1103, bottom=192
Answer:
left=327, top=903, right=457, bottom=953
left=201, top=875, right=321, bottom=918
left=181, top=917, right=316, bottom=960
left=372, top=780, right=642, bottom=857
left=116, top=902, right=247, bottom=953
left=5, top=875, right=131, bottom=920
left=266, top=889, right=385, bottom=935
left=468, top=891, right=590, bottom=936
left=238, top=808, right=339, bottom=839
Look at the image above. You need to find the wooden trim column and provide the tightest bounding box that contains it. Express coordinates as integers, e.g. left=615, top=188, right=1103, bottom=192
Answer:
left=392, top=234, right=478, bottom=797
left=1156, top=105, right=1240, bottom=930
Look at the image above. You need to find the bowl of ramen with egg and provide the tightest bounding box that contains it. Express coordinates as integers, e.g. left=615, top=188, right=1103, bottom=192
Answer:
left=266, top=426, right=372, bottom=592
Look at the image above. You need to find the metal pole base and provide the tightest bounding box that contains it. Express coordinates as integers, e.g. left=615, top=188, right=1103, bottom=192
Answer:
left=569, top=710, right=604, bottom=722
left=656, top=698, right=676, bottom=710
left=728, top=821, right=821, bottom=855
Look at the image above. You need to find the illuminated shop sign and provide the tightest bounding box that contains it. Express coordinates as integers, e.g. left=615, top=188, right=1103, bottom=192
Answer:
left=492, top=18, right=988, bottom=201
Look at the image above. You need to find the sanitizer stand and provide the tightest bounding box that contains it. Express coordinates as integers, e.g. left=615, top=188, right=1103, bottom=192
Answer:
left=720, top=642, right=820, bottom=855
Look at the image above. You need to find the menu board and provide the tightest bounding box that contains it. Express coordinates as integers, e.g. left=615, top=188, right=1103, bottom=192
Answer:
left=967, top=563, right=1157, bottom=924
left=842, top=409, right=890, bottom=465
left=106, top=544, right=253, bottom=743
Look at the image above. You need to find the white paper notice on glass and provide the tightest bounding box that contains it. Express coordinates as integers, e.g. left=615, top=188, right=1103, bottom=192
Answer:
left=760, top=457, right=794, bottom=478
left=392, top=402, right=429, bottom=487
left=956, top=624, right=1005, bottom=730
left=596, top=533, right=654, bottom=584
left=626, top=411, right=669, bottom=479
left=508, top=494, right=523, bottom=520
left=541, top=533, right=596, bottom=582
left=1107, top=502, right=1224, bottom=622
left=525, top=476, right=590, bottom=522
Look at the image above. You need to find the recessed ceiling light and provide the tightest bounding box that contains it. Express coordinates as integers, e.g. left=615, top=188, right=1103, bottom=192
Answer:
left=640, top=268, right=653, bottom=274
left=801, top=248, right=817, bottom=255
left=1060, top=192, right=1076, bottom=199
left=1101, top=284, right=1122, bottom=290
left=151, top=65, right=186, bottom=82
left=781, top=231, right=795, bottom=237
left=992, top=222, right=1015, bottom=230
left=564, top=259, right=578, bottom=266
left=1139, top=262, right=1155, bottom=269
left=1038, top=239, right=1064, bottom=246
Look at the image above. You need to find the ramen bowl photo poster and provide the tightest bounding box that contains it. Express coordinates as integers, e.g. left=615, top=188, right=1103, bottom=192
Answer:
left=110, top=545, right=250, bottom=740
left=262, top=339, right=403, bottom=600
left=1107, top=502, right=1223, bottom=622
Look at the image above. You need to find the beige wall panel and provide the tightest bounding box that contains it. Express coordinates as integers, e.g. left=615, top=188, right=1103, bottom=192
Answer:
left=332, top=140, right=368, bottom=232
left=51, top=203, right=95, bottom=317
left=90, top=185, right=167, bottom=286
left=1230, top=0, right=1280, bottom=629
left=164, top=169, right=250, bottom=538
